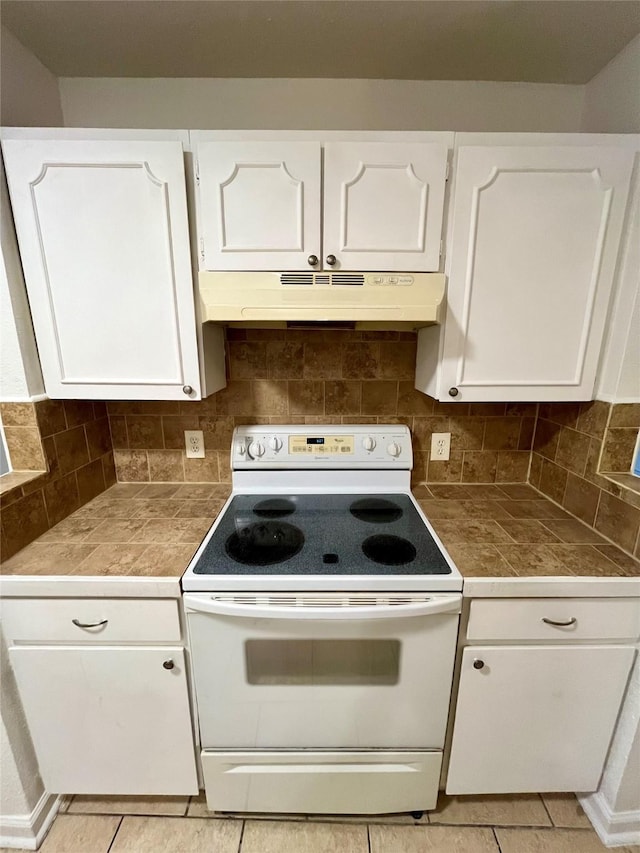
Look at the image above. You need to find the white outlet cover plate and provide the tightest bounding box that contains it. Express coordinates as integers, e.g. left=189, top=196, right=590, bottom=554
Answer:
left=185, top=430, right=205, bottom=459
left=430, top=432, right=451, bottom=461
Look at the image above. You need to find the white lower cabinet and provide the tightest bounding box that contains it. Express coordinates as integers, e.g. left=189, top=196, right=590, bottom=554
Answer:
left=9, top=645, right=198, bottom=795
left=446, top=643, right=636, bottom=795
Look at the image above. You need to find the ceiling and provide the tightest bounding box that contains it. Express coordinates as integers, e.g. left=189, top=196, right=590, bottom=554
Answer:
left=2, top=0, right=640, bottom=84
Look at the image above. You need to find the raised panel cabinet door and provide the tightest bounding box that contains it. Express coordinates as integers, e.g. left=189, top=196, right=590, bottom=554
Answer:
left=1, top=138, right=201, bottom=400
left=9, top=646, right=198, bottom=795
left=197, top=141, right=321, bottom=270
left=439, top=146, right=635, bottom=401
left=446, top=644, right=636, bottom=795
left=323, top=142, right=449, bottom=271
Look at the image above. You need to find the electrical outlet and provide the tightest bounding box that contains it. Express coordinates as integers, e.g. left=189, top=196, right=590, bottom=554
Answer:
left=185, top=430, right=205, bottom=459
left=430, top=432, right=451, bottom=462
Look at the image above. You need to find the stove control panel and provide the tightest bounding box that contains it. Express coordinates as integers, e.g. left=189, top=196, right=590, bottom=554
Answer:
left=233, top=424, right=413, bottom=469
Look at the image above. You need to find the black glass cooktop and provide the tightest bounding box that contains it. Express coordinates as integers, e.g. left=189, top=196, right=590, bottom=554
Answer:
left=193, top=493, right=451, bottom=576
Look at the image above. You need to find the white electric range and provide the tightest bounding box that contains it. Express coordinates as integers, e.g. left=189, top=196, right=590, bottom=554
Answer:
left=182, top=424, right=462, bottom=816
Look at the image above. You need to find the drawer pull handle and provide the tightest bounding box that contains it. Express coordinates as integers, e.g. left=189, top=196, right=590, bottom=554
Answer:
left=541, top=617, right=577, bottom=627
left=72, top=618, right=108, bottom=629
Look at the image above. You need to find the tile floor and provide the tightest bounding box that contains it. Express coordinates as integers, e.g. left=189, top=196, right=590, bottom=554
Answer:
left=4, top=793, right=638, bottom=853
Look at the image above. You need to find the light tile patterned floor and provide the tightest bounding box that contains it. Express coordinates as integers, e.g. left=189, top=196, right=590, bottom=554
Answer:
left=6, top=793, right=637, bottom=852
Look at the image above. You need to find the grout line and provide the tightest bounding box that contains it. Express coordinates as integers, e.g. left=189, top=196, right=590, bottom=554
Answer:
left=492, top=826, right=503, bottom=852
left=539, top=792, right=555, bottom=826
left=367, top=822, right=372, bottom=853
left=105, top=815, right=124, bottom=853
left=237, top=818, right=246, bottom=852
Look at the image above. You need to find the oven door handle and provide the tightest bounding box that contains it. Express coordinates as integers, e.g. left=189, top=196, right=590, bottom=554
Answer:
left=183, top=594, right=461, bottom=620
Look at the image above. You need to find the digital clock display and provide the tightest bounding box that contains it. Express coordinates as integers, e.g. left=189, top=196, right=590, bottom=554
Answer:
left=307, top=437, right=324, bottom=445
left=289, top=435, right=354, bottom=455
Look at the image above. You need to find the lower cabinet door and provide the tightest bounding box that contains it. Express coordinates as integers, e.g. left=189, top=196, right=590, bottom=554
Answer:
left=9, top=646, right=198, bottom=795
left=446, top=645, right=636, bottom=794
left=201, top=750, right=442, bottom=814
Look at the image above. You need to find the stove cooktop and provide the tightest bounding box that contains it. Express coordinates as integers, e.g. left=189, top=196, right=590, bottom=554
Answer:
left=192, top=493, right=452, bottom=577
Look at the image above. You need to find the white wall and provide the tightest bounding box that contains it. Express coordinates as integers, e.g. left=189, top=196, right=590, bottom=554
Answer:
left=583, top=34, right=640, bottom=134
left=0, top=26, right=63, bottom=127
left=59, top=77, right=585, bottom=132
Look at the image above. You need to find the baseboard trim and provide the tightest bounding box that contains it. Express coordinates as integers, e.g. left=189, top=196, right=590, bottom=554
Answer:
left=579, top=791, right=640, bottom=848
left=0, top=790, right=60, bottom=850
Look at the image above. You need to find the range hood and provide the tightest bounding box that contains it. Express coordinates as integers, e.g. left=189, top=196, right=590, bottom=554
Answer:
left=198, top=271, right=446, bottom=330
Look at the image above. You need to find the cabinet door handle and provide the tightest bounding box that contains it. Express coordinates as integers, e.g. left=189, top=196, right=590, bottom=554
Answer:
left=326, top=254, right=337, bottom=266
left=163, top=659, right=175, bottom=670
left=182, top=385, right=194, bottom=396
left=72, top=618, right=108, bottom=629
left=472, top=659, right=485, bottom=670
left=541, top=617, right=577, bottom=627
left=307, top=254, right=318, bottom=266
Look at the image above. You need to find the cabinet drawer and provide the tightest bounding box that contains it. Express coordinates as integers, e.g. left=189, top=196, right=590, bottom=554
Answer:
left=1, top=598, right=182, bottom=644
left=467, top=598, right=640, bottom=642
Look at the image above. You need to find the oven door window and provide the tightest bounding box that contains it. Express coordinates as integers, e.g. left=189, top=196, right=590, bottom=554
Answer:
left=245, top=639, right=400, bottom=685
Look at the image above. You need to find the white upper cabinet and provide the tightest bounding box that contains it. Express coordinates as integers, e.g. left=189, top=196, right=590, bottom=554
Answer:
left=416, top=139, right=636, bottom=402
left=197, top=141, right=322, bottom=271
left=322, top=142, right=448, bottom=271
left=2, top=133, right=205, bottom=400
left=195, top=136, right=450, bottom=271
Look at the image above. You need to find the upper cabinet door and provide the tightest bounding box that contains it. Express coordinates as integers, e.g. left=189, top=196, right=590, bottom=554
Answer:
left=323, top=143, right=448, bottom=271
left=197, top=141, right=321, bottom=271
left=439, top=146, right=635, bottom=402
left=2, top=138, right=202, bottom=400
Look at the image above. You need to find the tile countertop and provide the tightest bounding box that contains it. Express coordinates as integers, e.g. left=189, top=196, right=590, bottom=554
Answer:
left=0, top=482, right=638, bottom=597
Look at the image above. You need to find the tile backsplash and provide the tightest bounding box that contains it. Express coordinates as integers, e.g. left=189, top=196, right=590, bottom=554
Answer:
left=106, top=329, right=534, bottom=487
left=1, top=400, right=115, bottom=560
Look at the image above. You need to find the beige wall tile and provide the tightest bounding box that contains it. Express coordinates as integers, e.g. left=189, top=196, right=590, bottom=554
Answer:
left=609, top=402, right=640, bottom=428
left=288, top=381, right=325, bottom=415
left=4, top=426, right=46, bottom=470
left=110, top=816, right=242, bottom=853
left=161, top=415, right=199, bottom=449
left=184, top=452, right=221, bottom=482
left=227, top=340, right=268, bottom=380
left=413, top=417, right=450, bottom=453
left=361, top=381, right=398, bottom=415
left=495, top=827, right=611, bottom=852
left=303, top=339, right=343, bottom=379
left=148, top=450, right=185, bottom=482
left=379, top=341, right=416, bottom=380
left=252, top=380, right=289, bottom=415
left=126, top=416, right=163, bottom=450
left=39, top=814, right=120, bottom=853
left=266, top=340, right=304, bottom=379
left=576, top=400, right=610, bottom=439
left=370, top=825, right=499, bottom=853
left=397, top=383, right=434, bottom=416
left=325, top=381, right=361, bottom=416
left=600, top=428, right=638, bottom=472
left=0, top=401, right=37, bottom=426
left=241, top=820, right=368, bottom=853
left=430, top=794, right=551, bottom=827
left=342, top=342, right=380, bottom=379
left=114, top=450, right=150, bottom=482
left=461, top=451, right=498, bottom=483
left=428, top=453, right=464, bottom=483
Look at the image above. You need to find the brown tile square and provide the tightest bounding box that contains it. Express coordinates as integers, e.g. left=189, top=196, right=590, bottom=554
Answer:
left=84, top=519, right=148, bottom=544
left=462, top=451, right=498, bottom=483
left=147, top=451, right=184, bottom=482
left=361, top=381, right=398, bottom=415
left=518, top=417, right=536, bottom=450
left=103, top=483, right=147, bottom=498
left=108, top=415, right=128, bottom=449
left=132, top=544, right=197, bottom=576
left=43, top=472, right=81, bottom=526
left=0, top=401, right=37, bottom=426
left=161, top=415, right=199, bottom=449
left=342, top=342, right=380, bottom=379
left=126, top=415, right=163, bottom=449
left=288, top=381, right=324, bottom=415
left=577, top=400, right=610, bottom=439
left=228, top=340, right=268, bottom=380
left=76, top=459, right=107, bottom=505
left=34, top=516, right=100, bottom=543
left=550, top=544, right=624, bottom=576
left=555, top=428, right=590, bottom=475
left=3, top=427, right=46, bottom=470
left=528, top=452, right=543, bottom=488
left=2, top=542, right=98, bottom=575
left=538, top=403, right=581, bottom=428
left=595, top=491, right=640, bottom=554
left=450, top=417, right=485, bottom=450
left=457, top=500, right=512, bottom=519
left=430, top=519, right=513, bottom=544
left=174, top=499, right=226, bottom=519
left=102, top=452, right=117, bottom=487
left=483, top=418, right=520, bottom=450
left=133, top=484, right=180, bottom=499
left=63, top=400, right=96, bottom=428
left=468, top=403, right=506, bottom=416
left=34, top=399, right=67, bottom=436
left=497, top=520, right=562, bottom=543
left=178, top=518, right=215, bottom=543
left=303, top=339, right=342, bottom=379
left=397, top=383, right=434, bottom=416
left=425, top=484, right=476, bottom=500
left=433, top=401, right=469, bottom=416
left=496, top=451, right=530, bottom=482
left=85, top=418, right=112, bottom=460
left=609, top=402, right=640, bottom=428
left=113, top=450, right=149, bottom=482
left=131, top=499, right=183, bottom=519
left=217, top=452, right=231, bottom=483
left=54, top=426, right=90, bottom=475
left=600, top=428, right=638, bottom=472
left=497, top=500, right=571, bottom=520
left=594, top=544, right=639, bottom=574
left=0, top=490, right=50, bottom=559
left=505, top=403, right=538, bottom=417
left=199, top=416, right=234, bottom=452
left=541, top=519, right=605, bottom=543
left=211, top=381, right=252, bottom=416
left=444, top=544, right=516, bottom=576
left=533, top=419, right=561, bottom=460
left=538, top=458, right=568, bottom=504
left=379, top=341, right=416, bottom=380
left=184, top=452, right=220, bottom=483
left=325, top=381, right=361, bottom=416
left=428, top=453, right=464, bottom=483
left=76, top=544, right=148, bottom=575
left=562, top=473, right=601, bottom=526
left=136, top=519, right=195, bottom=544
left=497, top=545, right=572, bottom=575
left=266, top=340, right=304, bottom=379
left=412, top=417, right=450, bottom=453
left=252, top=380, right=289, bottom=415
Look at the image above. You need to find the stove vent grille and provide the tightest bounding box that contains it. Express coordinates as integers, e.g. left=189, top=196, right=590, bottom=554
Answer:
left=209, top=594, right=433, bottom=608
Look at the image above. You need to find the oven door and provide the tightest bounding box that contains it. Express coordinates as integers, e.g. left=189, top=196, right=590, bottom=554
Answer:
left=184, top=592, right=461, bottom=749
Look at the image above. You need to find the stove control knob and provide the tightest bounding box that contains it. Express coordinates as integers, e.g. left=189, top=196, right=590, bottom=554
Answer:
left=269, top=436, right=283, bottom=452
left=237, top=442, right=247, bottom=456
left=253, top=441, right=265, bottom=458
left=387, top=442, right=402, bottom=458
left=362, top=436, right=376, bottom=452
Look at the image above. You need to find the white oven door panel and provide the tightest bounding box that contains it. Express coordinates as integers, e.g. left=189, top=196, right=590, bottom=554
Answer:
left=186, top=599, right=460, bottom=749
left=201, top=750, right=442, bottom=814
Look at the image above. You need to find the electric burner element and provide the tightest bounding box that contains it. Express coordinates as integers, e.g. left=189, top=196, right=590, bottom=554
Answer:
left=362, top=534, right=417, bottom=566
left=253, top=498, right=296, bottom=518
left=225, top=522, right=304, bottom=566
left=350, top=497, right=403, bottom=524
